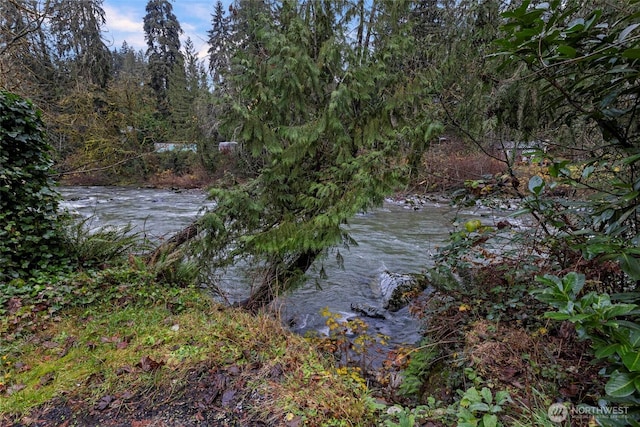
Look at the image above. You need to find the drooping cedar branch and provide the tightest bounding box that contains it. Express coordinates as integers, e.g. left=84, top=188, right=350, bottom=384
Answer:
left=145, top=221, right=320, bottom=314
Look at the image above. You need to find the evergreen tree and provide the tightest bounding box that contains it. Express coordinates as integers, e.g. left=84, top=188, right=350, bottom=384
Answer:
left=48, top=0, right=112, bottom=88
left=112, top=42, right=147, bottom=85
left=143, top=0, right=183, bottom=116
left=194, top=0, right=426, bottom=311
left=207, top=0, right=231, bottom=85
left=167, top=38, right=192, bottom=143
left=183, top=38, right=203, bottom=95
left=0, top=0, right=57, bottom=99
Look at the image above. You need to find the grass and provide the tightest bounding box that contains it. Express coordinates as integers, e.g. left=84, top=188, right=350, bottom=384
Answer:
left=0, top=267, right=375, bottom=426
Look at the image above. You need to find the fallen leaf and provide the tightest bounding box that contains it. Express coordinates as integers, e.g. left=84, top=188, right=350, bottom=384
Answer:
left=227, top=365, right=241, bottom=376
left=7, top=297, right=22, bottom=314
left=59, top=336, right=77, bottom=357
left=560, top=383, right=580, bottom=398
left=33, top=303, right=48, bottom=312
left=285, top=415, right=303, bottom=427
left=269, top=363, right=283, bottom=379
left=138, top=355, right=164, bottom=372
left=116, top=341, right=129, bottom=350
left=101, top=335, right=120, bottom=344
left=95, top=395, right=114, bottom=411
left=221, top=389, right=236, bottom=407
left=6, top=383, right=26, bottom=395
left=15, top=362, right=31, bottom=373
left=42, top=341, right=59, bottom=349
left=38, top=372, right=55, bottom=387
left=559, top=322, right=576, bottom=339
left=500, top=367, right=519, bottom=380
left=116, top=365, right=133, bottom=375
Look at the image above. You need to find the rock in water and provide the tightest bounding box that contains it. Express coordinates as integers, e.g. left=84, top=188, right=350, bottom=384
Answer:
left=377, top=270, right=430, bottom=312
left=350, top=303, right=386, bottom=319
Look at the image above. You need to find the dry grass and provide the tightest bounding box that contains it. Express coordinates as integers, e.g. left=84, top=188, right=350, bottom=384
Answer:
left=148, top=165, right=212, bottom=189
left=463, top=319, right=603, bottom=414
left=416, top=139, right=507, bottom=193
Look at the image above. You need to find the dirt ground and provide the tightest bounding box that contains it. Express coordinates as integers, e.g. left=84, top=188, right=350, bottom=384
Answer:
left=3, top=365, right=286, bottom=427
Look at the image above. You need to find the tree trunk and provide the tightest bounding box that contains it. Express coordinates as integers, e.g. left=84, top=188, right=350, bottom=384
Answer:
left=145, top=221, right=199, bottom=266
left=239, top=250, right=320, bottom=313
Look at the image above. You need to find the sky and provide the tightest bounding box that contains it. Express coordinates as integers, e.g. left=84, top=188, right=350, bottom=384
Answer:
left=102, top=0, right=231, bottom=60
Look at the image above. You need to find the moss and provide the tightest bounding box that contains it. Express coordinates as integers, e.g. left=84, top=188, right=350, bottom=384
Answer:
left=0, top=269, right=374, bottom=426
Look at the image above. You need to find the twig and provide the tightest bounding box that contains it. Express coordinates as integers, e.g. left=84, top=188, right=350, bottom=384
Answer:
left=53, top=151, right=156, bottom=177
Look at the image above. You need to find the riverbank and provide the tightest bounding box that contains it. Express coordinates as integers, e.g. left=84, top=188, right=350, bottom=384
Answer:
left=1, top=261, right=611, bottom=426
left=11, top=161, right=616, bottom=426
left=0, top=268, right=379, bottom=426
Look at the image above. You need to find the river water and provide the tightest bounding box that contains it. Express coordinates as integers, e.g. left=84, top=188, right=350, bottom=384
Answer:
left=59, top=186, right=514, bottom=347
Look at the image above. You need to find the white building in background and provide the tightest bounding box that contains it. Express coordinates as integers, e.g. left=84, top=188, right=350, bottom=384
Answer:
left=218, top=141, right=238, bottom=153
left=502, top=140, right=548, bottom=163
left=154, top=143, right=198, bottom=153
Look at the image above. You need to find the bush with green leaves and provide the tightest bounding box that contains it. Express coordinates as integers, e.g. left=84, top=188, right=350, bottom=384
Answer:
left=0, top=90, right=68, bottom=283
left=532, top=272, right=640, bottom=425
left=455, top=386, right=512, bottom=427
left=497, top=0, right=640, bottom=281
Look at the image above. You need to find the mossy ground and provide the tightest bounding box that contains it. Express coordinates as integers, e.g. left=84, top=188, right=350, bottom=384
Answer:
left=0, top=268, right=375, bottom=426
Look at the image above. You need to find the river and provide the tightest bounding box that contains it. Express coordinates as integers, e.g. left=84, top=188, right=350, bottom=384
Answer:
left=59, top=186, right=516, bottom=348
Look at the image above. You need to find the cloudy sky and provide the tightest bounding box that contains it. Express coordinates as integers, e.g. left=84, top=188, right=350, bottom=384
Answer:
left=102, top=0, right=231, bottom=59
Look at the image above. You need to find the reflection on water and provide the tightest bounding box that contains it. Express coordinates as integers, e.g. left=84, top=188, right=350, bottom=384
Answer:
left=59, top=186, right=512, bottom=345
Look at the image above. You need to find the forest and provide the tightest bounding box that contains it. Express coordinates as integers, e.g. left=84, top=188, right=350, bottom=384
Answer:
left=2, top=0, right=640, bottom=425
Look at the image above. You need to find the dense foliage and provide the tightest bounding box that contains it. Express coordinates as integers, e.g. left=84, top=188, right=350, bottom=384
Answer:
left=3, top=0, right=640, bottom=424
left=197, top=1, right=408, bottom=308
left=0, top=90, right=67, bottom=282
left=496, top=1, right=640, bottom=420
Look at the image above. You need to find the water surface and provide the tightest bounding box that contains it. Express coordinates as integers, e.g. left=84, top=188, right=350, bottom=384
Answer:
left=59, top=186, right=512, bottom=346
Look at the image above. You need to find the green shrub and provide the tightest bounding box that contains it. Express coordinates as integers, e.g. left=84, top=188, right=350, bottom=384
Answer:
left=532, top=272, right=639, bottom=425
left=0, top=90, right=68, bottom=282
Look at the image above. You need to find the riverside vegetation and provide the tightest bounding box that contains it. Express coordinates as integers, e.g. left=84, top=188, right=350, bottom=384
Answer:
left=2, top=0, right=640, bottom=426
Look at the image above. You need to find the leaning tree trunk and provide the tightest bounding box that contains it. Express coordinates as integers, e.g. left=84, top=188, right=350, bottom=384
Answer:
left=145, top=221, right=320, bottom=314
left=145, top=221, right=199, bottom=266
left=239, top=250, right=320, bottom=313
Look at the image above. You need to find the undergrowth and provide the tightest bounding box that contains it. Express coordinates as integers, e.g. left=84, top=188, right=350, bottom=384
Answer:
left=0, top=265, right=375, bottom=426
